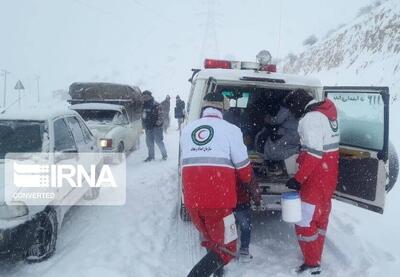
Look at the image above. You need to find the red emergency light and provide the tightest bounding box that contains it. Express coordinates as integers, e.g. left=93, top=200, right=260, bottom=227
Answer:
left=204, top=58, right=277, bottom=72
left=260, top=64, right=277, bottom=73
left=204, top=59, right=232, bottom=69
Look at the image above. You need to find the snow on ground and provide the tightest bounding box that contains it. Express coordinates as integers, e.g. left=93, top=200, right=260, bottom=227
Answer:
left=0, top=107, right=399, bottom=276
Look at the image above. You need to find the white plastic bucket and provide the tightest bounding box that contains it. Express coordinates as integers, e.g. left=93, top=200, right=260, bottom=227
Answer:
left=281, top=192, right=302, bottom=223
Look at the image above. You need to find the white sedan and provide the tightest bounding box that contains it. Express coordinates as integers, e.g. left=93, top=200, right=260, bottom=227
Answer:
left=70, top=103, right=141, bottom=157
left=0, top=108, right=102, bottom=261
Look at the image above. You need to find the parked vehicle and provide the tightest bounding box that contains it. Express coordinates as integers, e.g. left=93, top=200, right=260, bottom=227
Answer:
left=0, top=108, right=102, bottom=261
left=69, top=82, right=142, bottom=159
left=179, top=52, right=398, bottom=221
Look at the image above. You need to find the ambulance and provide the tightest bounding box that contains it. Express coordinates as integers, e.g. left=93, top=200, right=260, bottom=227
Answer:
left=179, top=51, right=398, bottom=220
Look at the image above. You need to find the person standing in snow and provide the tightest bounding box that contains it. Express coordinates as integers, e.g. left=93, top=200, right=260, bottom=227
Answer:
left=141, top=90, right=168, bottom=162
left=234, top=177, right=261, bottom=263
left=160, top=95, right=171, bottom=133
left=180, top=92, right=260, bottom=277
left=175, top=95, right=185, bottom=130
left=284, top=89, right=340, bottom=275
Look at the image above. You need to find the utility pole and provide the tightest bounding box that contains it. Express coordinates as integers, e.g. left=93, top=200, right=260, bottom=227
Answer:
left=1, top=69, right=10, bottom=108
left=35, top=75, right=40, bottom=103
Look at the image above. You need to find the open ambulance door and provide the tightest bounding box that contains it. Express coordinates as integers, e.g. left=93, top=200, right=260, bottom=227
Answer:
left=324, top=86, right=389, bottom=214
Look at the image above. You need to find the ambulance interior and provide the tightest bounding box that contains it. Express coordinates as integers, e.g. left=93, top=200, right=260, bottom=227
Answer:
left=218, top=85, right=300, bottom=183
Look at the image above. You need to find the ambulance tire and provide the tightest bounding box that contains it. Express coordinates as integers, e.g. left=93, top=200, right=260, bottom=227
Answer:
left=387, top=141, right=399, bottom=192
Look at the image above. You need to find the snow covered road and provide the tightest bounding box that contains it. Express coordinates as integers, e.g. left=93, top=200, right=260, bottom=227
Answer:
left=0, top=125, right=399, bottom=277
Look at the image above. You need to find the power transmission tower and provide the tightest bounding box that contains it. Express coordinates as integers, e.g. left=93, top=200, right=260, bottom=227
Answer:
left=1, top=69, right=10, bottom=108
left=199, top=0, right=220, bottom=64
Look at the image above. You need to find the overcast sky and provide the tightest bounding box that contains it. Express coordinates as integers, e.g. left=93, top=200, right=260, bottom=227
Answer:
left=0, top=0, right=374, bottom=100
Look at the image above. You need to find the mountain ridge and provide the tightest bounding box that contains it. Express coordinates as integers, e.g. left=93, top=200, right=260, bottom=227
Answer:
left=282, top=0, right=400, bottom=99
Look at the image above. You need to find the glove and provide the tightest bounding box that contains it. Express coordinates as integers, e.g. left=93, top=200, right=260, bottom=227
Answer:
left=248, top=178, right=262, bottom=207
left=286, top=177, right=301, bottom=191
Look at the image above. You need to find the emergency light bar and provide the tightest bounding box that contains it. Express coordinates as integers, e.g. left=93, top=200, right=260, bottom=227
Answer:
left=204, top=59, right=231, bottom=69
left=204, top=58, right=277, bottom=72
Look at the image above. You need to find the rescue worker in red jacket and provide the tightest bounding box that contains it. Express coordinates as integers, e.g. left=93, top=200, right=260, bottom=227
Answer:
left=284, top=89, right=340, bottom=275
left=181, top=92, right=259, bottom=277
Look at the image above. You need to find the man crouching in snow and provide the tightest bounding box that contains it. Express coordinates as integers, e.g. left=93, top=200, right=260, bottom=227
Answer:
left=180, top=92, right=259, bottom=277
left=284, top=89, right=340, bottom=275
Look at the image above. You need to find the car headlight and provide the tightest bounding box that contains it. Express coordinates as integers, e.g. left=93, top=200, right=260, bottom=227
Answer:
left=0, top=203, right=29, bottom=220
left=99, top=139, right=112, bottom=148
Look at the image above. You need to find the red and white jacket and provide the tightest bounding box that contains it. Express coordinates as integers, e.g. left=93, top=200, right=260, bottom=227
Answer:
left=295, top=99, right=340, bottom=203
left=180, top=108, right=253, bottom=209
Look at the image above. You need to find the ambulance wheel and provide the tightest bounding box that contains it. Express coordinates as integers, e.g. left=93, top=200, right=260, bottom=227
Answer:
left=386, top=142, right=399, bottom=192
left=180, top=203, right=191, bottom=222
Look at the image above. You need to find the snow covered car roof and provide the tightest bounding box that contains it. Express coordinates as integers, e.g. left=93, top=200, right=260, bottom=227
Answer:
left=70, top=103, right=124, bottom=112
left=195, top=69, right=322, bottom=88
left=69, top=82, right=141, bottom=102
left=0, top=107, right=79, bottom=121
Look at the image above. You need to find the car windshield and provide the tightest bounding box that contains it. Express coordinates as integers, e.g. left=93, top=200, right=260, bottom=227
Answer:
left=0, top=120, right=45, bottom=159
left=76, top=110, right=125, bottom=125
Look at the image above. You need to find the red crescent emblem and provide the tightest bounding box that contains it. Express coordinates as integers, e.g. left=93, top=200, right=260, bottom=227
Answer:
left=197, top=130, right=207, bottom=140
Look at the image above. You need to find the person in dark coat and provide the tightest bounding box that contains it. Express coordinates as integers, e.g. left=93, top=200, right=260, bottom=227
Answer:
left=174, top=95, right=185, bottom=130
left=234, top=177, right=261, bottom=263
left=142, top=90, right=168, bottom=162
left=160, top=95, right=171, bottom=133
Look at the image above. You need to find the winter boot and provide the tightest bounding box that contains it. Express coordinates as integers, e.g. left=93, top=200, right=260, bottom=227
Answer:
left=144, top=157, right=154, bottom=162
left=295, top=263, right=321, bottom=275
left=187, top=250, right=224, bottom=277
left=238, top=248, right=253, bottom=263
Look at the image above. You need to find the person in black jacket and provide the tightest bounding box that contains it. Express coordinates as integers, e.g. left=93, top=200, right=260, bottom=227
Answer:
left=174, top=95, right=185, bottom=130
left=142, top=90, right=168, bottom=162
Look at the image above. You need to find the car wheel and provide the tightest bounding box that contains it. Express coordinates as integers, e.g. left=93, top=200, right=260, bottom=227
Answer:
left=25, top=208, right=58, bottom=262
left=180, top=202, right=191, bottom=222
left=386, top=142, right=399, bottom=192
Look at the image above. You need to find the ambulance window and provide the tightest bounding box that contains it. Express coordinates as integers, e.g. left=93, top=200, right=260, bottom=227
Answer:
left=222, top=91, right=250, bottom=108
left=328, top=92, right=384, bottom=151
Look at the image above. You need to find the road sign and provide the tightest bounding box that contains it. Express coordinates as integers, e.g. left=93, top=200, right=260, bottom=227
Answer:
left=14, top=80, right=25, bottom=109
left=15, top=80, right=24, bottom=90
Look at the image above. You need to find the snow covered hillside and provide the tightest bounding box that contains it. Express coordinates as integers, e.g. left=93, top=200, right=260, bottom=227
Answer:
left=283, top=0, right=400, bottom=100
